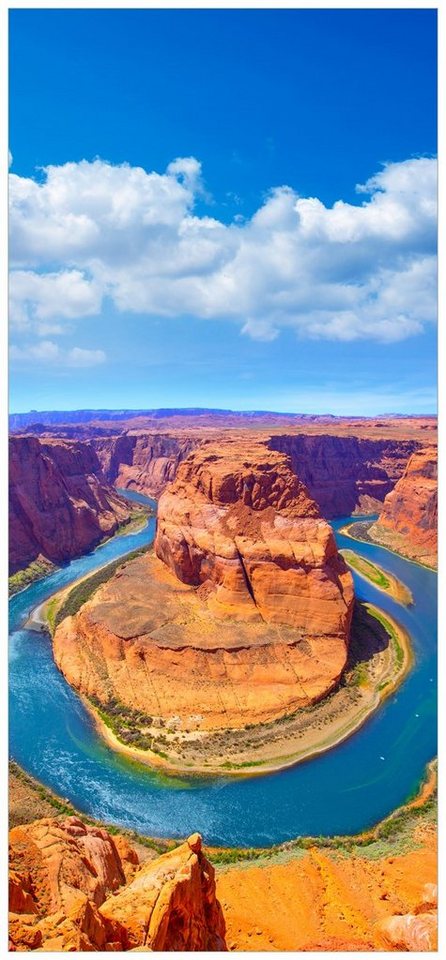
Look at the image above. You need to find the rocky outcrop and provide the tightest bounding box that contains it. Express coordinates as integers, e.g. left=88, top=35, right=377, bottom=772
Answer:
left=100, top=832, right=226, bottom=951
left=268, top=434, right=420, bottom=518
left=9, top=436, right=131, bottom=574
left=9, top=819, right=226, bottom=952
left=377, top=883, right=438, bottom=951
left=54, top=438, right=353, bottom=732
left=155, top=440, right=353, bottom=633
left=368, top=447, right=437, bottom=568
left=92, top=432, right=198, bottom=498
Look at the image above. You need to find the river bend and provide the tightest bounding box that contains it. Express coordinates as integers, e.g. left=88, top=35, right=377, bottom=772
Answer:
left=9, top=493, right=437, bottom=847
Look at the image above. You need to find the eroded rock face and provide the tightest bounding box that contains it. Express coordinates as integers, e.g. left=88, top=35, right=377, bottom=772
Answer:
left=101, top=832, right=226, bottom=951
left=155, top=440, right=353, bottom=634
left=9, top=816, right=128, bottom=917
left=268, top=434, right=420, bottom=518
left=93, top=432, right=199, bottom=498
left=9, top=436, right=131, bottom=574
left=9, top=819, right=226, bottom=952
left=368, top=447, right=437, bottom=568
left=53, top=439, right=353, bottom=732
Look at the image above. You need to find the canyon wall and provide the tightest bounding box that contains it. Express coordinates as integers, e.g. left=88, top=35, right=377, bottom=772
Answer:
left=9, top=818, right=226, bottom=951
left=268, top=434, right=420, bottom=518
left=368, top=447, right=437, bottom=568
left=94, top=431, right=422, bottom=517
left=9, top=436, right=131, bottom=574
left=92, top=432, right=199, bottom=498
left=11, top=418, right=434, bottom=522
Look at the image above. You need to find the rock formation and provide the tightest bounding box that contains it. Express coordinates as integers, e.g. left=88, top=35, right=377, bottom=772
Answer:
left=9, top=436, right=131, bottom=574
left=53, top=438, right=353, bottom=733
left=377, top=883, right=438, bottom=951
left=155, top=439, right=353, bottom=632
left=93, top=431, right=199, bottom=498
left=91, top=429, right=424, bottom=517
left=368, top=447, right=437, bottom=567
left=9, top=818, right=226, bottom=951
left=268, top=434, right=419, bottom=518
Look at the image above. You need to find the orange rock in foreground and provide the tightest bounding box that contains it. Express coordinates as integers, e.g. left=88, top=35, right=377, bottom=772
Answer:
left=218, top=827, right=437, bottom=952
left=9, top=818, right=226, bottom=952
left=369, top=446, right=437, bottom=568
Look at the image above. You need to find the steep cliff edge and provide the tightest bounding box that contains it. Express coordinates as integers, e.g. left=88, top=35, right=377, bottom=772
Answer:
left=9, top=436, right=131, bottom=574
left=368, top=447, right=437, bottom=568
left=92, top=432, right=199, bottom=497
left=268, top=434, right=420, bottom=518
left=155, top=439, right=353, bottom=633
left=9, top=818, right=226, bottom=951
left=53, top=438, right=353, bottom=738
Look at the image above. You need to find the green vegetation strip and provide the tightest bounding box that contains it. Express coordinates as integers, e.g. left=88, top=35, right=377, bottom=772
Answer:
left=209, top=760, right=437, bottom=865
left=9, top=557, right=57, bottom=597
left=87, top=694, right=169, bottom=756
left=342, top=549, right=390, bottom=589
left=367, top=604, right=405, bottom=669
left=52, top=546, right=150, bottom=631
left=109, top=505, right=154, bottom=539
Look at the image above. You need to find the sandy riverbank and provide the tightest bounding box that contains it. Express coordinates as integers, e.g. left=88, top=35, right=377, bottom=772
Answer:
left=340, top=548, right=413, bottom=605
left=341, top=520, right=436, bottom=572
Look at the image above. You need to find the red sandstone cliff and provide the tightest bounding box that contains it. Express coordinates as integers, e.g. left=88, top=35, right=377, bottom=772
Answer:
left=9, top=818, right=226, bottom=951
left=92, top=430, right=422, bottom=518
left=155, top=439, right=354, bottom=635
left=9, top=436, right=131, bottom=574
left=268, top=434, right=419, bottom=518
left=92, top=431, right=199, bottom=497
left=368, top=447, right=437, bottom=568
left=53, top=438, right=354, bottom=732
left=13, top=415, right=436, bottom=522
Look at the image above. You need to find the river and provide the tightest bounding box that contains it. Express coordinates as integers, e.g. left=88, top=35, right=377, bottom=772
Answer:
left=9, top=494, right=437, bottom=847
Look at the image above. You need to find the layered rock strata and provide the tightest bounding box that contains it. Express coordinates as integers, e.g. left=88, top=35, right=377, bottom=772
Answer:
left=93, top=431, right=199, bottom=497
left=53, top=439, right=354, bottom=732
left=91, top=430, right=423, bottom=517
left=368, top=447, right=437, bottom=568
left=268, top=434, right=420, bottom=518
left=9, top=818, right=225, bottom=951
left=9, top=436, right=131, bottom=574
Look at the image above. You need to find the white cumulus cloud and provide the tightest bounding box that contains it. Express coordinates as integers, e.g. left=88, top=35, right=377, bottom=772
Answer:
left=9, top=155, right=437, bottom=350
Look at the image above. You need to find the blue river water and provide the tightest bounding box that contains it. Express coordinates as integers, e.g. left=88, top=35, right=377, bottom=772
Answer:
left=9, top=496, right=437, bottom=847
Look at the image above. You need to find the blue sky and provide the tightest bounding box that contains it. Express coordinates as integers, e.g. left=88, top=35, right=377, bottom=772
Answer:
left=9, top=8, right=437, bottom=414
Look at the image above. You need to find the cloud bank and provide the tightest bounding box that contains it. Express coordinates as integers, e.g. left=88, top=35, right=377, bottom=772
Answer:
left=9, top=155, right=437, bottom=363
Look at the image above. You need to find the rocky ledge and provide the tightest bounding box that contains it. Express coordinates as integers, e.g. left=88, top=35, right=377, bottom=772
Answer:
left=9, top=817, right=226, bottom=951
